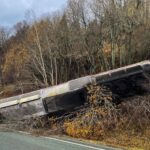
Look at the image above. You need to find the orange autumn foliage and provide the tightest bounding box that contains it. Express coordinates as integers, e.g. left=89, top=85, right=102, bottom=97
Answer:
left=2, top=44, right=30, bottom=83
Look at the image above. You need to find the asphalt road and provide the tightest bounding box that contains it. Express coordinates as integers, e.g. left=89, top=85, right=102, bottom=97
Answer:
left=0, top=131, right=121, bottom=150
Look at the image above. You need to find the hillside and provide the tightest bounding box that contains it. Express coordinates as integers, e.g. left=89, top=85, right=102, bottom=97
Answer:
left=0, top=0, right=150, bottom=149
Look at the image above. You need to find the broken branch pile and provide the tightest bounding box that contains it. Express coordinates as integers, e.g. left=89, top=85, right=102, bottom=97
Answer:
left=64, top=84, right=118, bottom=139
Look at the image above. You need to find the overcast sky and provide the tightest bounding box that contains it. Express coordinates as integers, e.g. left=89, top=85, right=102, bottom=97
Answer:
left=0, top=0, right=67, bottom=27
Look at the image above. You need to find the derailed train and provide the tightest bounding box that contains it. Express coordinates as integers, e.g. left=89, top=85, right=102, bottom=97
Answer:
left=0, top=60, right=150, bottom=120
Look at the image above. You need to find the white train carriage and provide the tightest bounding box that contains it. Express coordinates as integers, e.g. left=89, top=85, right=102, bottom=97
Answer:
left=0, top=60, right=150, bottom=120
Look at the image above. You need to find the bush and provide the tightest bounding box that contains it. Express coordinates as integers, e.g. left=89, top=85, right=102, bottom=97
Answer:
left=64, top=85, right=150, bottom=140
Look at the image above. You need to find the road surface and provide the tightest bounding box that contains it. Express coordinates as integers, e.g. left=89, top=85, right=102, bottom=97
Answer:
left=0, top=131, right=121, bottom=150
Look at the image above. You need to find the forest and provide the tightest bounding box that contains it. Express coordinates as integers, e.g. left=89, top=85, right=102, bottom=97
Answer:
left=0, top=0, right=149, bottom=97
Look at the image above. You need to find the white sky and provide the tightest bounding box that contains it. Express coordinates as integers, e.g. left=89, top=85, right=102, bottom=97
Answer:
left=0, top=0, right=67, bottom=27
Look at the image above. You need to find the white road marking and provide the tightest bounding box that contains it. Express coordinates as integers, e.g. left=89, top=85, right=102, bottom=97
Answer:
left=8, top=130, right=108, bottom=150
left=43, top=136, right=106, bottom=150
left=18, top=131, right=30, bottom=135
